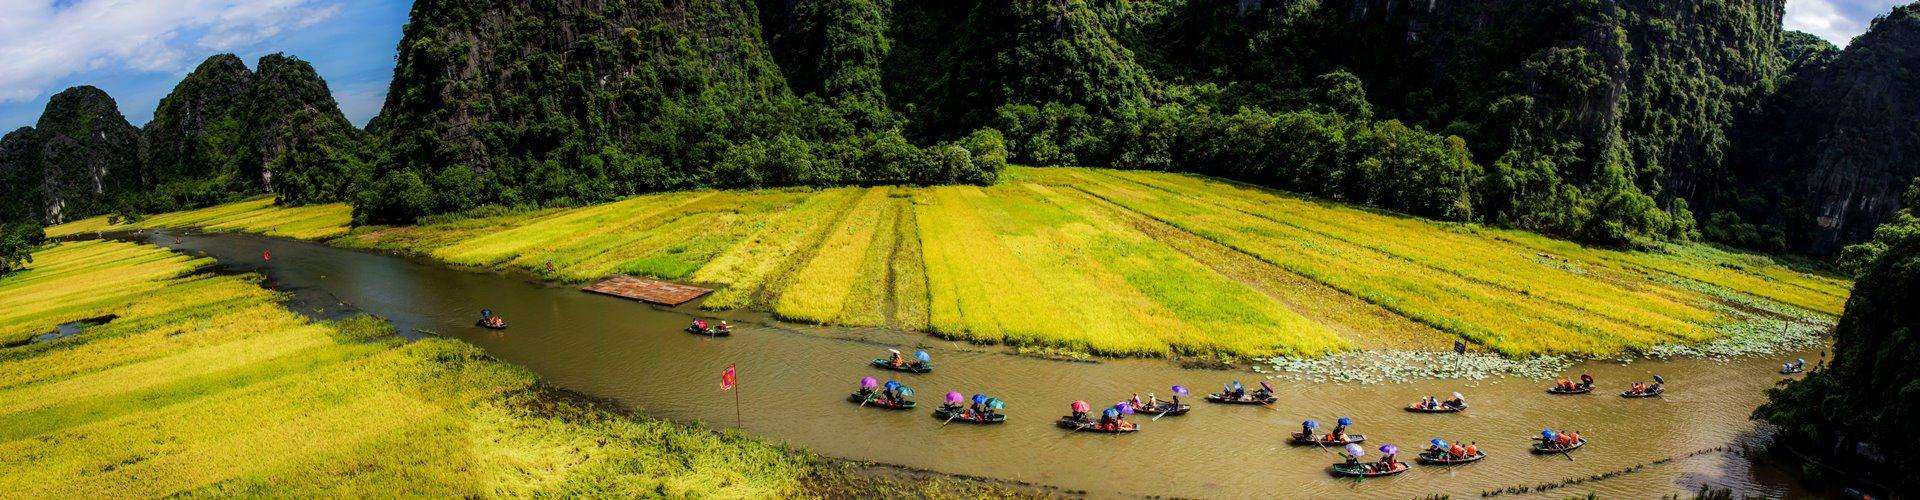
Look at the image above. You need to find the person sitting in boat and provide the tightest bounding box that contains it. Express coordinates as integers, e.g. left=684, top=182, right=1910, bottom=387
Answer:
left=1578, top=373, right=1594, bottom=389
left=1445, top=394, right=1466, bottom=408
left=1556, top=377, right=1574, bottom=390
left=1330, top=421, right=1349, bottom=440
left=1630, top=381, right=1647, bottom=394
left=1464, top=442, right=1478, bottom=457
left=691, top=319, right=708, bottom=332
left=1145, top=393, right=1159, bottom=409
left=1113, top=414, right=1136, bottom=431
left=1646, top=379, right=1663, bottom=393
left=888, top=350, right=905, bottom=367
left=716, top=321, right=732, bottom=334
left=1223, top=382, right=1244, bottom=400
left=1448, top=441, right=1466, bottom=458
left=856, top=384, right=876, bottom=400
left=1251, top=383, right=1274, bottom=400
left=1565, top=430, right=1581, bottom=445
left=1373, top=452, right=1399, bottom=472
left=1793, top=358, right=1806, bottom=371
left=1427, top=439, right=1448, bottom=455
left=1301, top=420, right=1316, bottom=439
left=1129, top=393, right=1143, bottom=410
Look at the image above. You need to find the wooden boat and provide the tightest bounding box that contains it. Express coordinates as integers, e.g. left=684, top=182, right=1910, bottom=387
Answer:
left=476, top=318, right=507, bottom=330
left=1620, top=388, right=1663, bottom=398
left=1204, top=393, right=1276, bottom=405
left=1290, top=432, right=1366, bottom=446
left=685, top=325, right=731, bottom=337
left=1546, top=385, right=1593, bottom=395
left=1532, top=438, right=1586, bottom=454
left=1405, top=403, right=1466, bottom=413
left=1057, top=417, right=1139, bottom=433
left=847, top=393, right=915, bottom=410
left=1329, top=461, right=1409, bottom=477
left=932, top=407, right=1006, bottom=424
left=1133, top=402, right=1191, bottom=416
left=1416, top=450, right=1486, bottom=465
left=870, top=358, right=932, bottom=373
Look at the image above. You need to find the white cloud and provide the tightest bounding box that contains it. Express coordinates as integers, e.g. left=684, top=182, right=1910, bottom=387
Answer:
left=0, top=0, right=341, bottom=103
left=1786, top=0, right=1911, bottom=47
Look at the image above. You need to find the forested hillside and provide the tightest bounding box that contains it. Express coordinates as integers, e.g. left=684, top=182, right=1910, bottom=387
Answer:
left=0, top=54, right=362, bottom=229
left=4, top=0, right=1919, bottom=255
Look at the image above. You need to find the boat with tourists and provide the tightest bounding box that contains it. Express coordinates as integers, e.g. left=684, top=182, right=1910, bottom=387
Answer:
left=872, top=349, right=932, bottom=373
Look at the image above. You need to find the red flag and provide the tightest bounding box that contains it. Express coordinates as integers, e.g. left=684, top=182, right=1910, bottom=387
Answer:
left=721, top=364, right=737, bottom=390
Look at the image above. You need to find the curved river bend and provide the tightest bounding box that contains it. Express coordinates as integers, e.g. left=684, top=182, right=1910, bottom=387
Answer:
left=137, top=231, right=1813, bottom=498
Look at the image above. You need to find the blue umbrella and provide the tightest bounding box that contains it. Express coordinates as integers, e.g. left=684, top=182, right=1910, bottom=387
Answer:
left=884, top=380, right=900, bottom=390
left=1430, top=438, right=1446, bottom=447
left=1337, top=417, right=1353, bottom=426
left=1232, top=381, right=1244, bottom=390
left=1543, top=430, right=1558, bottom=441
left=1103, top=408, right=1120, bottom=418
left=916, top=350, right=931, bottom=363
left=972, top=394, right=989, bottom=405
left=1304, top=419, right=1320, bottom=429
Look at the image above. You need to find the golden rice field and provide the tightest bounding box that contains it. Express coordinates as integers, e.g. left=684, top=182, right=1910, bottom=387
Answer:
left=48, top=167, right=1853, bottom=358
left=47, top=196, right=352, bottom=240
left=0, top=241, right=960, bottom=497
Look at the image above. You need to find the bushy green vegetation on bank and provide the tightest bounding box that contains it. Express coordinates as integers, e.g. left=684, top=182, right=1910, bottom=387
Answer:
left=52, top=168, right=1848, bottom=358
left=1756, top=189, right=1920, bottom=491
left=0, top=241, right=1026, bottom=497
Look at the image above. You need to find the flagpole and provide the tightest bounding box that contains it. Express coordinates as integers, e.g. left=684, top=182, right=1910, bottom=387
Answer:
left=732, top=364, right=742, bottom=429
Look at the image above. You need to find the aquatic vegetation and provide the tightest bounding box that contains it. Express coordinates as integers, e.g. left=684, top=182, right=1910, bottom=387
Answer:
left=43, top=167, right=1852, bottom=359
left=0, top=241, right=915, bottom=497
left=1261, top=351, right=1574, bottom=384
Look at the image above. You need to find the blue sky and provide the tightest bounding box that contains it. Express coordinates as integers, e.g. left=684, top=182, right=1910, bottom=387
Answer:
left=0, top=0, right=1910, bottom=132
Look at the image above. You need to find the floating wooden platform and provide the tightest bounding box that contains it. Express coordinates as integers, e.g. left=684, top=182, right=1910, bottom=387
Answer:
left=582, top=275, right=712, bottom=306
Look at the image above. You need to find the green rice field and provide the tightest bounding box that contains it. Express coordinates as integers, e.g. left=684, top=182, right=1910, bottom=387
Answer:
left=49, top=167, right=1852, bottom=358
left=0, top=241, right=1013, bottom=497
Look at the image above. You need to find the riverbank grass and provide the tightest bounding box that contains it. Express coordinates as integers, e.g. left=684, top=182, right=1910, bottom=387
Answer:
left=0, top=241, right=862, bottom=497
left=48, top=167, right=1852, bottom=359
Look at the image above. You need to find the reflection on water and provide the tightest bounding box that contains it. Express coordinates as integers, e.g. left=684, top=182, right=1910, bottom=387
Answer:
left=139, top=230, right=1815, bottom=498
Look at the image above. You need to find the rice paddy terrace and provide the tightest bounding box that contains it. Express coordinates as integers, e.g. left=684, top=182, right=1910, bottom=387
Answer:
left=51, top=167, right=1851, bottom=359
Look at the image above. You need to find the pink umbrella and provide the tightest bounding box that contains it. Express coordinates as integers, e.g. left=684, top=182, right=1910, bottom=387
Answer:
left=860, top=376, right=878, bottom=389
left=1071, top=400, right=1091, bottom=413
left=946, top=391, right=963, bottom=404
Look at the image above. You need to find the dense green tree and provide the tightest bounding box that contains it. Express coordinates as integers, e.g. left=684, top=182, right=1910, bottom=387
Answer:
left=1755, top=203, right=1920, bottom=491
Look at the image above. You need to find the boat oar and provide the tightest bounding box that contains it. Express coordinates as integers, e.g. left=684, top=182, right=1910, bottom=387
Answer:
left=1151, top=406, right=1173, bottom=421
left=941, top=412, right=960, bottom=426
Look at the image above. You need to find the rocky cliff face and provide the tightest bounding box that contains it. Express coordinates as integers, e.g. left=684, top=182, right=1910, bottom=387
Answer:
left=1799, top=5, right=1920, bottom=252
left=142, top=54, right=255, bottom=201
left=7, top=87, right=143, bottom=225
left=245, top=54, right=364, bottom=203
left=376, top=0, right=788, bottom=176
left=142, top=53, right=361, bottom=207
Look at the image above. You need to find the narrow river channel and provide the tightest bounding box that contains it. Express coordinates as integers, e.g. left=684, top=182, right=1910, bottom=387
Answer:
left=129, top=230, right=1815, bottom=498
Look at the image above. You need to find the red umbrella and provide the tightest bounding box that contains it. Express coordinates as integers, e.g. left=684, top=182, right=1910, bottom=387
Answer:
left=1071, top=400, right=1090, bottom=413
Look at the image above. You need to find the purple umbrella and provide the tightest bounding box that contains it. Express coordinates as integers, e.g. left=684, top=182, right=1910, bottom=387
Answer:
left=946, top=391, right=963, bottom=404
left=860, top=376, right=878, bottom=389
left=1345, top=443, right=1365, bottom=457
left=1115, top=402, right=1134, bottom=415
left=1171, top=385, right=1189, bottom=396
left=1379, top=444, right=1398, bottom=455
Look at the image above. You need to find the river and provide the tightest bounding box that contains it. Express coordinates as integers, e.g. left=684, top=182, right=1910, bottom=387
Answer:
left=130, top=230, right=1817, bottom=498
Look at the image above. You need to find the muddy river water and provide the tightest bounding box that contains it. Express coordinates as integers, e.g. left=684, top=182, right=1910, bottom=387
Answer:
left=135, top=230, right=1819, bottom=498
